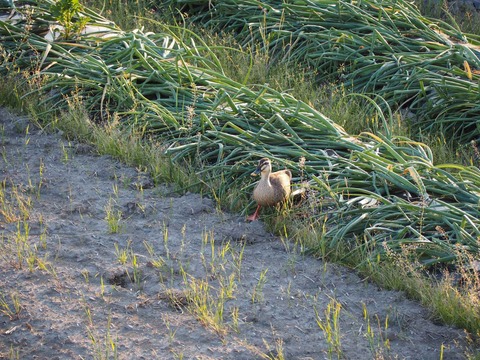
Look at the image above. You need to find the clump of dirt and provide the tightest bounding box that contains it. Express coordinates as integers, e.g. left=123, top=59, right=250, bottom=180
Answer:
left=0, top=107, right=471, bottom=359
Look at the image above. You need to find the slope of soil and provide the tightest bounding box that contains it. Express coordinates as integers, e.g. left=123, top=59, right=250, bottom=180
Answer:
left=0, top=107, right=470, bottom=359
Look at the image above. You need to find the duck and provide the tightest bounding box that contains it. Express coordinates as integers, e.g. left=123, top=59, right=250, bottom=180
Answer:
left=247, top=158, right=292, bottom=221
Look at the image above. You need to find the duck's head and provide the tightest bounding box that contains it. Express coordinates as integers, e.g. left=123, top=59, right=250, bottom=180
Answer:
left=251, top=158, right=272, bottom=177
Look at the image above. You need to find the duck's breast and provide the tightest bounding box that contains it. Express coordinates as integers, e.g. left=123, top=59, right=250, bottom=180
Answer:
left=253, top=171, right=291, bottom=206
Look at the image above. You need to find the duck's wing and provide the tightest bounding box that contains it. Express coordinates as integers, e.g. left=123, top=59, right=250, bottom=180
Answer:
left=272, top=169, right=292, bottom=180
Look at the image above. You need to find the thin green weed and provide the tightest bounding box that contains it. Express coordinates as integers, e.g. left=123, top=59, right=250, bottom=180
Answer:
left=0, top=292, right=22, bottom=320
left=314, top=297, right=343, bottom=359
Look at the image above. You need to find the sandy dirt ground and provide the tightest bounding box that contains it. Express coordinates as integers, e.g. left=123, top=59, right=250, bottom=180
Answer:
left=0, top=107, right=472, bottom=359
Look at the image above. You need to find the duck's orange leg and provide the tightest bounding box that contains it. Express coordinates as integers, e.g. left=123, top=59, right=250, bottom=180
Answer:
left=247, top=205, right=261, bottom=221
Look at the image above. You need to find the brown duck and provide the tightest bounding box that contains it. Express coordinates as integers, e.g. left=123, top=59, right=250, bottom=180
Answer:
left=247, top=158, right=292, bottom=221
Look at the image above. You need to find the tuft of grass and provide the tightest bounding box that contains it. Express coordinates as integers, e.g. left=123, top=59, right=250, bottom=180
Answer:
left=182, top=273, right=228, bottom=336
left=113, top=240, right=143, bottom=289
left=143, top=241, right=166, bottom=271
left=0, top=181, right=32, bottom=223
left=1, top=219, right=54, bottom=273
left=0, top=292, right=22, bottom=320
left=104, top=199, right=123, bottom=234
left=8, top=346, right=20, bottom=360
left=314, top=298, right=343, bottom=359
left=263, top=338, right=286, bottom=360
left=0, top=173, right=54, bottom=273
left=114, top=242, right=129, bottom=265
left=0, top=175, right=55, bottom=274
left=86, top=314, right=119, bottom=360
left=251, top=268, right=268, bottom=304
left=152, top=230, right=243, bottom=336
left=362, top=303, right=391, bottom=359
left=0, top=76, right=28, bottom=111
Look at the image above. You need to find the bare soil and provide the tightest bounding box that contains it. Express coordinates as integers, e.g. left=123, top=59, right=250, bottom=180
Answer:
left=0, top=107, right=471, bottom=359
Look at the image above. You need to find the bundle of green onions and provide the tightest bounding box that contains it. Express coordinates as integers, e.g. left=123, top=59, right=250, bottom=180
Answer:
left=1, top=1, right=479, bottom=267
left=169, top=0, right=480, bottom=144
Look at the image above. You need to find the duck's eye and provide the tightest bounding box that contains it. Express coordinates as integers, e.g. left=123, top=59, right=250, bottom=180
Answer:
left=256, top=158, right=270, bottom=171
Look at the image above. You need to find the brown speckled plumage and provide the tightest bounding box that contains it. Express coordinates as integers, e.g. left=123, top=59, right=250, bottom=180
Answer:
left=247, top=158, right=291, bottom=221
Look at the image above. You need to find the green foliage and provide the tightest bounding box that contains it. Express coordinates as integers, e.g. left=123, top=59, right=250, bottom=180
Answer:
left=49, top=0, right=90, bottom=39
left=167, top=0, right=480, bottom=144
